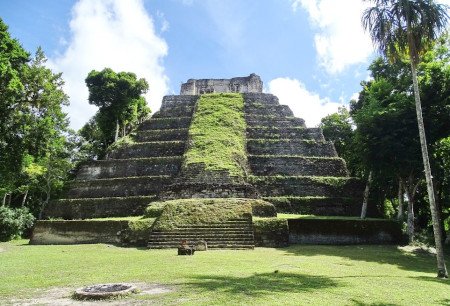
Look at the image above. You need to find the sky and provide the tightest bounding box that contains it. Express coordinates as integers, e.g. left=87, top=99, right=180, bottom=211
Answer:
left=1, top=0, right=449, bottom=129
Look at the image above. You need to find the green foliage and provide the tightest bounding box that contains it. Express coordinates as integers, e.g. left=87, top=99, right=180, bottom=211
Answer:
left=320, top=107, right=359, bottom=175
left=0, top=206, right=35, bottom=241
left=152, top=198, right=252, bottom=231
left=144, top=201, right=167, bottom=218
left=351, top=39, right=450, bottom=233
left=105, top=134, right=135, bottom=155
left=118, top=218, right=156, bottom=246
left=0, top=20, right=74, bottom=219
left=0, top=18, right=30, bottom=195
left=253, top=217, right=287, bottom=232
left=251, top=200, right=277, bottom=217
left=184, top=93, right=247, bottom=178
left=85, top=68, right=150, bottom=146
left=362, top=0, right=449, bottom=65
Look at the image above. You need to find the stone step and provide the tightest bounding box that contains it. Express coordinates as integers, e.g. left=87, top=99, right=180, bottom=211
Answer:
left=249, top=176, right=363, bottom=197
left=177, top=221, right=252, bottom=227
left=67, top=176, right=172, bottom=198
left=148, top=243, right=254, bottom=249
left=158, top=95, right=198, bottom=111
left=246, top=127, right=325, bottom=141
left=243, top=92, right=280, bottom=106
left=42, top=196, right=155, bottom=219
left=261, top=196, right=364, bottom=216
left=244, top=104, right=293, bottom=117
left=153, top=105, right=195, bottom=118
left=149, top=235, right=254, bottom=241
left=108, top=141, right=186, bottom=159
left=134, top=129, right=189, bottom=142
left=248, top=155, right=349, bottom=177
left=247, top=139, right=337, bottom=157
left=139, top=117, right=192, bottom=130
left=152, top=228, right=253, bottom=234
left=245, top=115, right=306, bottom=128
left=76, top=157, right=182, bottom=180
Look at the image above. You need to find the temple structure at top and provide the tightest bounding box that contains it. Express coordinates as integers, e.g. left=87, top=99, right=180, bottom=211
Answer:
left=180, top=73, right=263, bottom=95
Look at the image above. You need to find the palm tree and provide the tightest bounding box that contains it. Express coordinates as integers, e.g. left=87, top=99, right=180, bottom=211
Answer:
left=362, top=0, right=449, bottom=278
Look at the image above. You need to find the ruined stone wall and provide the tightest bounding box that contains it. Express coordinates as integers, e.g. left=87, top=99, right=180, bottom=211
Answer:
left=180, top=73, right=263, bottom=95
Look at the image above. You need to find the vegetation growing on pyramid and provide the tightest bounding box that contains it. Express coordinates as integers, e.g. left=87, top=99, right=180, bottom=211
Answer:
left=184, top=93, right=248, bottom=177
left=151, top=198, right=253, bottom=231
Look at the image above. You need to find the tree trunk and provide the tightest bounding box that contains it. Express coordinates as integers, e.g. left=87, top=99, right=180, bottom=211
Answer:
left=38, top=179, right=52, bottom=220
left=405, top=187, right=415, bottom=243
left=1, top=193, right=6, bottom=206
left=397, top=179, right=404, bottom=221
left=115, top=118, right=119, bottom=142
left=409, top=57, right=448, bottom=278
left=21, top=189, right=28, bottom=207
left=361, top=171, right=373, bottom=219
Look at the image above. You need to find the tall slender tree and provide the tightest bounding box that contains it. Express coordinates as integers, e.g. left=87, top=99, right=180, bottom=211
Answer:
left=362, top=0, right=449, bottom=278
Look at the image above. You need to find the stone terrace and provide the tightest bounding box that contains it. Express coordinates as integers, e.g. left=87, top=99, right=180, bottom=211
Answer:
left=42, top=95, right=198, bottom=219
left=244, top=93, right=365, bottom=216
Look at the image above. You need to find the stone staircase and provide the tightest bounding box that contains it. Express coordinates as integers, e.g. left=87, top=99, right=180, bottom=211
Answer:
left=148, top=217, right=254, bottom=249
left=243, top=93, right=364, bottom=216
left=42, top=95, right=198, bottom=219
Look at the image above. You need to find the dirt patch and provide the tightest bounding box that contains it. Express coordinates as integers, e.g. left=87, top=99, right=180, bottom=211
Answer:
left=7, top=283, right=173, bottom=305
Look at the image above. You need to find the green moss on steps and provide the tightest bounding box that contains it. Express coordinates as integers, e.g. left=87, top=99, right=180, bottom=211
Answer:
left=152, top=198, right=253, bottom=231
left=184, top=93, right=248, bottom=178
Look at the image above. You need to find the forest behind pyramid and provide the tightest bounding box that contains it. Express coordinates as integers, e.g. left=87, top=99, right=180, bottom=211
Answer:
left=32, top=74, right=391, bottom=248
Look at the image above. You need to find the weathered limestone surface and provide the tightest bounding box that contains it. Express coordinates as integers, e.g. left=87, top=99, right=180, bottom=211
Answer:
left=42, top=95, right=198, bottom=219
left=288, top=219, right=404, bottom=244
left=180, top=73, right=263, bottom=95
left=243, top=92, right=367, bottom=216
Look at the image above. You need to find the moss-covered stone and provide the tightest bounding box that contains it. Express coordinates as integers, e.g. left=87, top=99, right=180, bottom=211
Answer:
left=152, top=198, right=253, bottom=231
left=253, top=218, right=289, bottom=247
left=183, top=93, right=248, bottom=178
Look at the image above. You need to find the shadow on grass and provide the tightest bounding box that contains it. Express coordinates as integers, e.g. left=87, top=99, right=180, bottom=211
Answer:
left=281, top=244, right=446, bottom=274
left=411, top=275, right=450, bottom=285
left=350, top=299, right=398, bottom=306
left=185, top=272, right=341, bottom=297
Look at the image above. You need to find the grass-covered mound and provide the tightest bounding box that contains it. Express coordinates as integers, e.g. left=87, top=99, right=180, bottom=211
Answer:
left=184, top=93, right=247, bottom=178
left=151, top=198, right=256, bottom=231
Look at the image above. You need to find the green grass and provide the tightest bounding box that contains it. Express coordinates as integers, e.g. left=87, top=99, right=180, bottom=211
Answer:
left=184, top=93, right=247, bottom=178
left=1, top=240, right=449, bottom=305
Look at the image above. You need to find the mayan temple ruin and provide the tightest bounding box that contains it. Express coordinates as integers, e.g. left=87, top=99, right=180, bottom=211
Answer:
left=31, top=74, right=400, bottom=248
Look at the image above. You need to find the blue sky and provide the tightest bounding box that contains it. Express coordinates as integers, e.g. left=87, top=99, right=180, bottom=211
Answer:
left=2, top=0, right=447, bottom=129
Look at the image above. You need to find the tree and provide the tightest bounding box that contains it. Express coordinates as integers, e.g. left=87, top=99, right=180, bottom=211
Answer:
left=0, top=18, right=30, bottom=201
left=85, top=68, right=150, bottom=144
left=320, top=107, right=357, bottom=173
left=362, top=0, right=449, bottom=277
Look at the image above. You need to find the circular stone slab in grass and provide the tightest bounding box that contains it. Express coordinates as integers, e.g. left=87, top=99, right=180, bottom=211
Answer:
left=73, top=283, right=137, bottom=300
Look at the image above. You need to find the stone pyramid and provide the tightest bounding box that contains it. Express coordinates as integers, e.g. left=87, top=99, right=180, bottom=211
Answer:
left=32, top=74, right=368, bottom=247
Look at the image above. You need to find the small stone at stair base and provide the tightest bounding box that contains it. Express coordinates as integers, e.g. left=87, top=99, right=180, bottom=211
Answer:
left=178, top=248, right=195, bottom=255
left=178, top=240, right=195, bottom=255
left=195, top=240, right=208, bottom=251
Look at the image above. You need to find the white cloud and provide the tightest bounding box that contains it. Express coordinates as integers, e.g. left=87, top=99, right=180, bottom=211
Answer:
left=268, top=77, right=342, bottom=127
left=292, top=0, right=374, bottom=74
left=156, top=10, right=170, bottom=33
left=49, top=0, right=169, bottom=130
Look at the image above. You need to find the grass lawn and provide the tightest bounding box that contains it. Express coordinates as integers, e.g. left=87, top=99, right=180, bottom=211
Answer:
left=0, top=240, right=449, bottom=305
